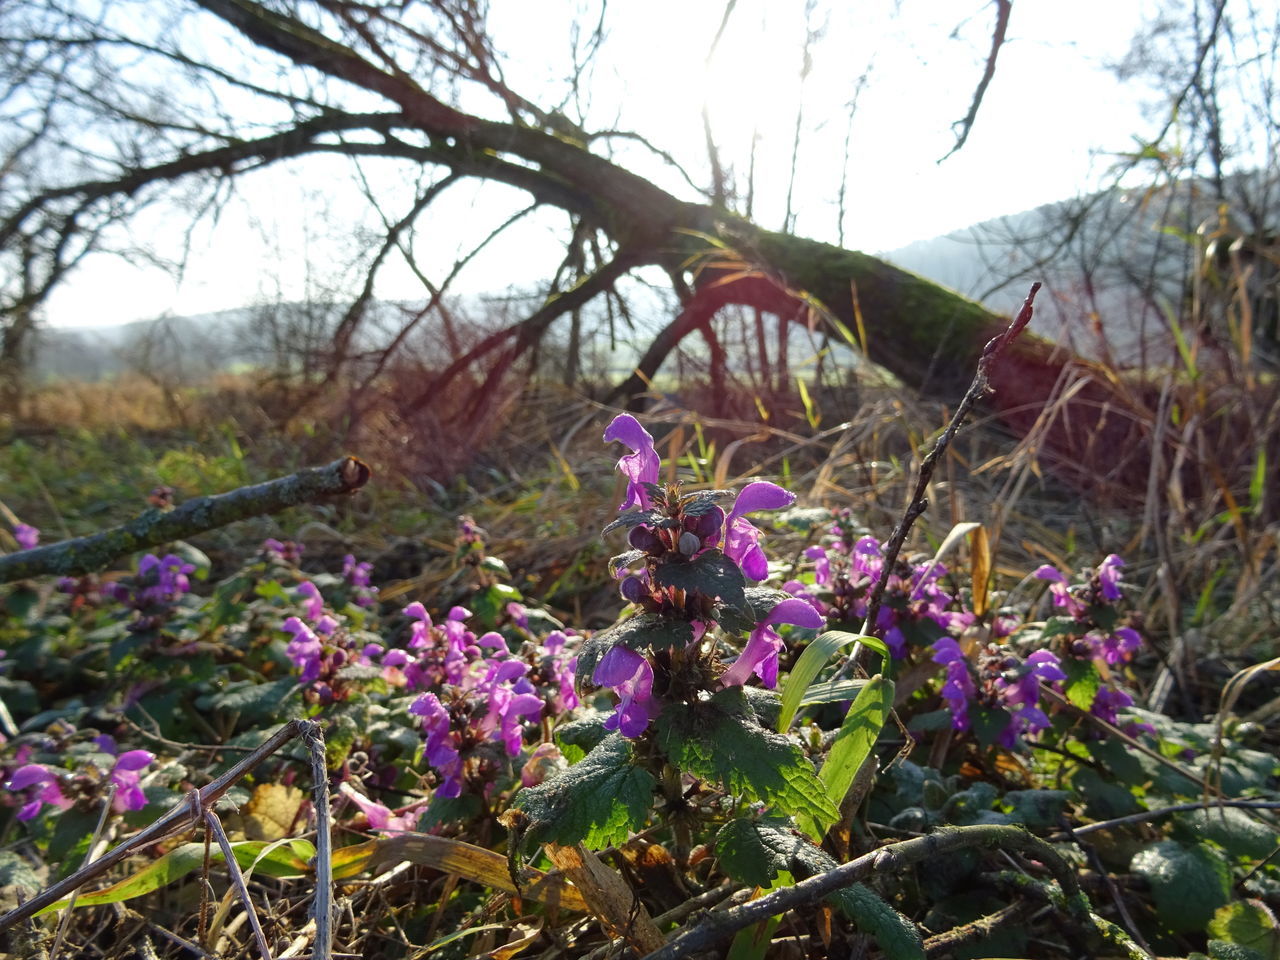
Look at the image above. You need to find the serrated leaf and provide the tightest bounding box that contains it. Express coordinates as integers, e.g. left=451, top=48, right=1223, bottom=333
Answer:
left=1062, top=658, right=1102, bottom=710
left=678, top=489, right=734, bottom=517
left=555, top=714, right=611, bottom=762
left=601, top=510, right=664, bottom=537
left=1041, top=616, right=1084, bottom=641
left=1131, top=840, right=1232, bottom=932
left=714, top=818, right=922, bottom=960
left=796, top=675, right=893, bottom=839
left=1178, top=808, right=1280, bottom=860
left=1003, top=789, right=1071, bottom=829
left=1207, top=900, right=1280, bottom=958
left=654, top=690, right=838, bottom=825
left=609, top=549, right=646, bottom=572
left=575, top=615, right=694, bottom=687
left=654, top=549, right=746, bottom=606
left=204, top=676, right=300, bottom=720
left=514, top=733, right=654, bottom=850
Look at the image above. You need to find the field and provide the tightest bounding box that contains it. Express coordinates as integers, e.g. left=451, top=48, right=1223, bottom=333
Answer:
left=1, top=361, right=1278, bottom=960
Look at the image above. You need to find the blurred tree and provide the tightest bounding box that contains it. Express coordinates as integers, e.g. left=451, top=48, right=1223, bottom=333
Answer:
left=0, top=0, right=1202, bottom=492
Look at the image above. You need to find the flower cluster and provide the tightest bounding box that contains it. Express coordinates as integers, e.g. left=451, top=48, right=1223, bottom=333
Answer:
left=343, top=554, right=378, bottom=608
left=928, top=555, right=1147, bottom=746
left=785, top=516, right=973, bottom=658
left=3, top=732, right=155, bottom=822
left=932, top=638, right=1066, bottom=747
left=593, top=415, right=811, bottom=737
left=389, top=603, right=575, bottom=798
left=1034, top=555, right=1146, bottom=726
left=103, top=553, right=197, bottom=629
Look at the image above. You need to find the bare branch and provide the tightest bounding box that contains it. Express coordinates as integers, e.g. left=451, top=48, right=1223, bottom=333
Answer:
left=939, top=0, right=1012, bottom=162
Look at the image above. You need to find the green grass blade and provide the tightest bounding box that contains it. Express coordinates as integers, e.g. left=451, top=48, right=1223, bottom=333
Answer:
left=776, top=629, right=881, bottom=733
left=796, top=675, right=894, bottom=839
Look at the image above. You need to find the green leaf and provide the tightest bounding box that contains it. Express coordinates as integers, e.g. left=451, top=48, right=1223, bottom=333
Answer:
left=200, top=676, right=300, bottom=720
left=36, top=839, right=314, bottom=914
left=1062, top=658, right=1102, bottom=710
left=777, top=630, right=878, bottom=733
left=1003, top=790, right=1071, bottom=829
left=713, top=818, right=922, bottom=960
left=1207, top=901, right=1280, bottom=959
left=678, top=489, right=735, bottom=516
left=1040, top=616, right=1083, bottom=641
left=419, top=793, right=482, bottom=830
left=575, top=614, right=694, bottom=686
left=601, top=509, right=665, bottom=537
left=554, top=713, right=611, bottom=763
left=513, top=733, right=654, bottom=850
left=1177, top=808, right=1280, bottom=861
left=653, top=549, right=746, bottom=607
left=1131, top=840, right=1232, bottom=933
left=797, top=676, right=893, bottom=839
left=654, top=689, right=838, bottom=826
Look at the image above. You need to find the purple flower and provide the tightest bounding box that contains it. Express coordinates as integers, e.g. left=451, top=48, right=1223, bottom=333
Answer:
left=108, top=749, right=155, bottom=813
left=1097, top=554, right=1125, bottom=602
left=410, top=693, right=465, bottom=798
left=593, top=645, right=656, bottom=737
left=12, top=523, right=38, bottom=551
left=804, top=546, right=831, bottom=586
left=338, top=782, right=427, bottom=833
left=6, top=764, right=72, bottom=821
left=1093, top=626, right=1143, bottom=665
left=404, top=602, right=433, bottom=648
left=720, top=598, right=823, bottom=689
left=604, top=414, right=661, bottom=511
left=932, top=637, right=975, bottom=731
left=342, top=554, right=378, bottom=607
left=722, top=481, right=796, bottom=581
left=296, top=581, right=324, bottom=621
left=1090, top=686, right=1134, bottom=725
left=1034, top=565, right=1086, bottom=618
left=282, top=616, right=323, bottom=683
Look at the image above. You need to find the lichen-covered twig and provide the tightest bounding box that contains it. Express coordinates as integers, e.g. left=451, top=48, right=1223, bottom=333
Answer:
left=0, top=458, right=371, bottom=584
left=639, top=822, right=1084, bottom=960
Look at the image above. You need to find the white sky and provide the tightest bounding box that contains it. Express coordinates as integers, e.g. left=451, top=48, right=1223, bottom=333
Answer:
left=43, top=0, right=1160, bottom=329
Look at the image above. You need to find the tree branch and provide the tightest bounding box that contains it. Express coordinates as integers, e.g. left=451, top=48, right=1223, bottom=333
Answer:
left=939, top=0, right=1012, bottom=162
left=0, top=457, right=371, bottom=583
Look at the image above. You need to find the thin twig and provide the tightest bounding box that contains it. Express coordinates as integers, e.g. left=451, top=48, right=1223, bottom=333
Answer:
left=1063, top=798, right=1280, bottom=839
left=856, top=283, right=1041, bottom=648
left=302, top=722, right=335, bottom=960
left=0, top=719, right=309, bottom=932
left=204, top=808, right=273, bottom=960
left=0, top=458, right=371, bottom=583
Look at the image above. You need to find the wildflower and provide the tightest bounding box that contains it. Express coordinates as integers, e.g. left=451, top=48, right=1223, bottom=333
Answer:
left=338, top=781, right=427, bottom=833
left=5, top=764, right=72, bottom=821
left=107, top=749, right=156, bottom=812
left=1093, top=626, right=1143, bottom=665
left=296, top=581, right=324, bottom=621
left=1097, top=554, right=1125, bottom=602
left=342, top=554, right=378, bottom=607
left=12, top=523, right=38, bottom=551
left=593, top=645, right=656, bottom=737
left=604, top=414, right=660, bottom=511
left=721, top=481, right=796, bottom=581
left=409, top=693, right=465, bottom=798
left=719, top=598, right=823, bottom=689
left=1034, top=565, right=1087, bottom=618
left=931, top=637, right=975, bottom=731
left=282, top=616, right=323, bottom=682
